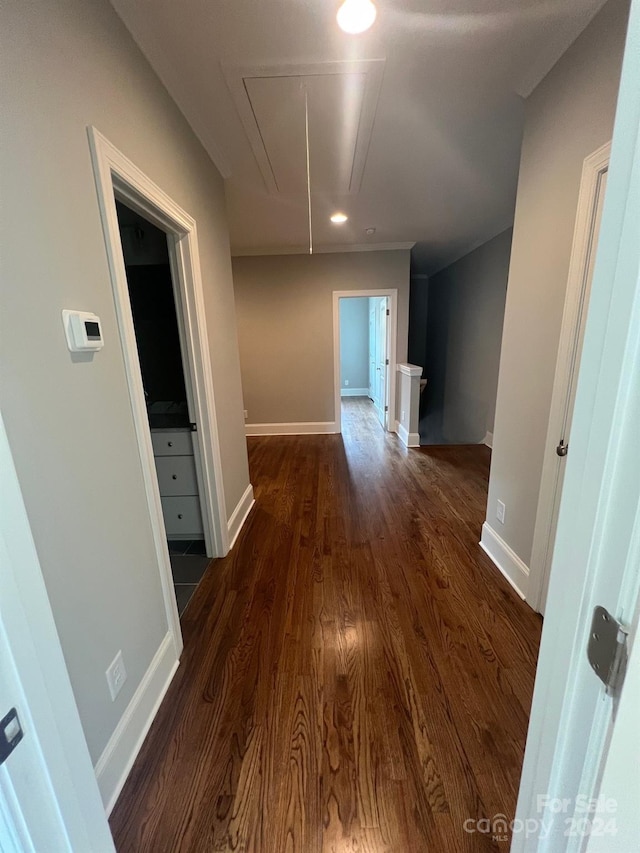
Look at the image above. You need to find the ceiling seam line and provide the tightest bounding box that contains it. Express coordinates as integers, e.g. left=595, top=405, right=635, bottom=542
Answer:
left=242, top=77, right=280, bottom=192
left=305, top=87, right=313, bottom=255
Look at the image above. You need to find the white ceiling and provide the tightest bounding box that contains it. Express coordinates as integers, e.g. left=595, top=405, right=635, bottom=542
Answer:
left=109, top=0, right=607, bottom=272
left=223, top=60, right=384, bottom=196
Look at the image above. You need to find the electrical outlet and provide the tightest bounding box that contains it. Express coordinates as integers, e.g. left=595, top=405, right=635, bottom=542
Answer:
left=496, top=500, right=506, bottom=525
left=344, top=379, right=349, bottom=386
left=243, top=409, right=248, bottom=421
left=106, top=650, right=127, bottom=701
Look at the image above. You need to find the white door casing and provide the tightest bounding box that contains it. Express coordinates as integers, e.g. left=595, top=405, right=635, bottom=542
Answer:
left=529, top=142, right=611, bottom=615
left=88, top=127, right=231, bottom=659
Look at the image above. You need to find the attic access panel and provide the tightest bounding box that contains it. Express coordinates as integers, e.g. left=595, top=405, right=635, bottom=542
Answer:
left=222, top=60, right=385, bottom=195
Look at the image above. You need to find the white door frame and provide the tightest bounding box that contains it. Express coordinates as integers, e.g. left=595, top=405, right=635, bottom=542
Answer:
left=514, top=0, right=640, bottom=844
left=88, top=127, right=229, bottom=658
left=333, top=289, right=398, bottom=433
left=529, top=142, right=611, bottom=614
left=0, top=413, right=115, bottom=851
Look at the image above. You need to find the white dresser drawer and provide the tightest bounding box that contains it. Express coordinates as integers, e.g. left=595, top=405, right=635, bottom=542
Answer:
left=151, top=429, right=193, bottom=457
left=161, top=496, right=203, bottom=537
left=155, top=455, right=198, bottom=497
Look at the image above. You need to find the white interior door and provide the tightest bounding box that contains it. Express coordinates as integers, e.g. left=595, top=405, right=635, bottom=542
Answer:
left=514, top=4, right=640, bottom=845
left=374, top=298, right=388, bottom=426
left=0, top=621, right=75, bottom=853
left=0, top=415, right=114, bottom=852
left=369, top=301, right=376, bottom=401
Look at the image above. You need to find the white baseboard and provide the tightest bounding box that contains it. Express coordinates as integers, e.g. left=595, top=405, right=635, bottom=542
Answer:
left=227, top=483, right=255, bottom=550
left=479, top=522, right=529, bottom=600
left=340, top=388, right=369, bottom=397
left=396, top=421, right=420, bottom=448
left=95, top=632, right=179, bottom=815
left=245, top=422, right=338, bottom=436
left=482, top=431, right=494, bottom=448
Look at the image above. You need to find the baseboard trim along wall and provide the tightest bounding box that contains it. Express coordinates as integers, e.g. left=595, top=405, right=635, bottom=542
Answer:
left=340, top=388, right=369, bottom=397
left=396, top=421, right=421, bottom=448
left=95, top=631, right=179, bottom=815
left=245, top=422, right=338, bottom=436
left=227, top=483, right=255, bottom=551
left=483, top=431, right=494, bottom=449
left=479, top=522, right=529, bottom=600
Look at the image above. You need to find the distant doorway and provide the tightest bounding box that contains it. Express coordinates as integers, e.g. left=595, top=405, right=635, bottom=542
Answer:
left=333, top=289, right=398, bottom=434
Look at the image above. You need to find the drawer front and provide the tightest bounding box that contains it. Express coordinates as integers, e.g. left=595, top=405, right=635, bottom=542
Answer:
left=161, top=496, right=203, bottom=537
left=155, top=455, right=198, bottom=497
left=151, top=430, right=193, bottom=457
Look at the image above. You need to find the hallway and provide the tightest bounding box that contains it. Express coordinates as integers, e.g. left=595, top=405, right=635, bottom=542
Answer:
left=110, top=399, right=542, bottom=852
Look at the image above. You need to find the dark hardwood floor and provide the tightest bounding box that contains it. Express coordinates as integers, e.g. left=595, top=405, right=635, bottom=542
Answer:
left=110, top=398, right=542, bottom=852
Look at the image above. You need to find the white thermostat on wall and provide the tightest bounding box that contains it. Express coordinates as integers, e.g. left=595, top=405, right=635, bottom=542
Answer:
left=62, top=309, right=104, bottom=352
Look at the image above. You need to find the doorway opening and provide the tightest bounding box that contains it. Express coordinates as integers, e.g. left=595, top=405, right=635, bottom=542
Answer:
left=333, top=288, right=398, bottom=434
left=337, top=296, right=385, bottom=429
left=115, top=202, right=210, bottom=616
left=89, top=127, right=229, bottom=657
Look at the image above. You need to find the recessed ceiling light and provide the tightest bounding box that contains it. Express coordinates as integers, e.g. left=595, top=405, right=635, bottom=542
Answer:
left=330, top=212, right=348, bottom=224
left=365, top=227, right=376, bottom=236
left=336, top=0, right=377, bottom=35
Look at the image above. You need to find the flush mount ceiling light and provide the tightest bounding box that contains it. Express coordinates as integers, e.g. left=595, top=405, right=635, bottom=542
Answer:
left=336, top=0, right=377, bottom=35
left=330, top=212, right=348, bottom=224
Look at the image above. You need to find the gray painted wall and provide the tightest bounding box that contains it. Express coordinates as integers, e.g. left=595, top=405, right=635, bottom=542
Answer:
left=2, top=0, right=250, bottom=763
left=439, top=229, right=511, bottom=443
left=408, top=275, right=429, bottom=370
left=486, top=0, right=629, bottom=565
left=233, top=251, right=410, bottom=425
left=339, top=298, right=369, bottom=392
left=418, top=230, right=511, bottom=444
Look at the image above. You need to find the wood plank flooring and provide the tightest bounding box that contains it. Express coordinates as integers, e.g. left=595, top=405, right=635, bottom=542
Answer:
left=110, top=398, right=542, bottom=852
